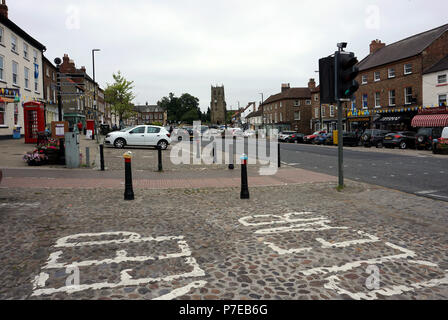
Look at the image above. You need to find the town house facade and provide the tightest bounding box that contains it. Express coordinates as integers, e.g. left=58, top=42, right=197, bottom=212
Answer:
left=0, top=1, right=45, bottom=138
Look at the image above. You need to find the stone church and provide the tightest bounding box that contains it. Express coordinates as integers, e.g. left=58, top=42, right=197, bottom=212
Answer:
left=210, top=85, right=227, bottom=125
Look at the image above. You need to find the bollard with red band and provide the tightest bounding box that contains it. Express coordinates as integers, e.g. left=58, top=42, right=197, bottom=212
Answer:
left=123, top=151, right=134, bottom=201
left=240, top=153, right=250, bottom=199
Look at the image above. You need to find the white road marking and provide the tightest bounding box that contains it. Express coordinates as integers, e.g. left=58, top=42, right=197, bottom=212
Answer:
left=324, top=272, right=448, bottom=300
left=316, top=231, right=380, bottom=249
left=0, top=202, right=41, bottom=208
left=31, top=232, right=207, bottom=297
left=390, top=175, right=395, bottom=177
left=299, top=242, right=416, bottom=276
left=152, top=281, right=207, bottom=300
left=254, top=220, right=348, bottom=235
left=238, top=212, right=325, bottom=227
left=415, top=190, right=438, bottom=195
left=264, top=242, right=312, bottom=255
left=407, top=260, right=439, bottom=267
left=372, top=176, right=377, bottom=179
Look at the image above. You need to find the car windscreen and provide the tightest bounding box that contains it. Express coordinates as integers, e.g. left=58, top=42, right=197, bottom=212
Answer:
left=417, top=128, right=431, bottom=135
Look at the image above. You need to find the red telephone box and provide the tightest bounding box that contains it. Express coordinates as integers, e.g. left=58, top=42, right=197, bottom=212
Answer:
left=23, top=101, right=45, bottom=144
left=86, top=120, right=95, bottom=138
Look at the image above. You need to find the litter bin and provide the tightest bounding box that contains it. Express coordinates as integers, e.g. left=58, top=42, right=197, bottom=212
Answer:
left=13, top=126, right=21, bottom=139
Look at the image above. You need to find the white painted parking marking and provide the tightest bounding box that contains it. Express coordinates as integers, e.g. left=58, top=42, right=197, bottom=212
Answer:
left=316, top=231, right=380, bottom=249
left=152, top=281, right=207, bottom=300
left=415, top=190, right=438, bottom=195
left=254, top=220, right=348, bottom=235
left=264, top=242, right=312, bottom=255
left=31, top=232, right=206, bottom=298
left=324, top=272, right=448, bottom=300
left=238, top=212, right=325, bottom=227
left=299, top=242, right=416, bottom=276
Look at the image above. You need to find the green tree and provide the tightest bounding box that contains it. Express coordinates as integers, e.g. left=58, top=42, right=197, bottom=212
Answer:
left=157, top=92, right=201, bottom=124
left=104, top=71, right=135, bottom=125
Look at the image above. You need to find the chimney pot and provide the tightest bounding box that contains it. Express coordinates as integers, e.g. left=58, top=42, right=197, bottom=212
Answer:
left=0, top=0, right=8, bottom=19
left=281, top=83, right=290, bottom=93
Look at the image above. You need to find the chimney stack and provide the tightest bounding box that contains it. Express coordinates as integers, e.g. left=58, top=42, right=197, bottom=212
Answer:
left=281, top=83, right=290, bottom=93
left=308, top=78, right=316, bottom=90
left=370, top=39, right=385, bottom=54
left=0, top=0, right=8, bottom=19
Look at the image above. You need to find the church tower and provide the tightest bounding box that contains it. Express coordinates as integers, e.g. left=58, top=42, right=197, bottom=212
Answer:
left=210, top=85, right=227, bottom=125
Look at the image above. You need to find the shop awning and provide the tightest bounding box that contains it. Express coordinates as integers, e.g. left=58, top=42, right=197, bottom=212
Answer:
left=411, top=114, right=448, bottom=127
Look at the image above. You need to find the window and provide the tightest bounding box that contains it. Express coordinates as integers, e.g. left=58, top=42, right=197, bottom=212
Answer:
left=374, top=92, right=381, bottom=107
left=389, top=90, right=396, bottom=106
left=321, top=106, right=325, bottom=117
left=24, top=67, right=30, bottom=89
left=362, top=94, right=368, bottom=109
left=35, top=78, right=39, bottom=92
left=330, top=105, right=335, bottom=117
left=362, top=75, right=367, bottom=84
left=11, top=34, right=17, bottom=52
left=439, top=94, right=447, bottom=106
left=46, top=86, right=50, bottom=100
left=294, top=100, right=300, bottom=106
left=404, top=87, right=413, bottom=104
left=275, top=104, right=277, bottom=109
left=46, top=67, right=49, bottom=77
left=130, top=126, right=145, bottom=134
left=388, top=68, right=395, bottom=78
left=274, top=113, right=278, bottom=123
left=351, top=96, right=356, bottom=109
left=374, top=72, right=380, bottom=81
left=306, top=100, right=311, bottom=105
left=12, top=61, right=18, bottom=85
left=294, top=111, right=301, bottom=120
left=280, top=102, right=282, bottom=108
left=314, top=108, right=319, bottom=118
left=314, top=94, right=319, bottom=101
left=0, top=27, right=3, bottom=43
left=0, top=55, right=3, bottom=80
left=23, top=43, right=29, bottom=59
left=33, top=50, right=38, bottom=63
left=52, top=72, right=55, bottom=81
left=280, top=113, right=283, bottom=122
left=147, top=127, right=161, bottom=134
left=159, top=113, right=163, bottom=120
left=438, top=74, right=447, bottom=84
left=404, top=64, right=412, bottom=75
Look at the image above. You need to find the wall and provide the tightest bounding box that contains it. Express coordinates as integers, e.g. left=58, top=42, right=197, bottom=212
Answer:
left=423, top=71, right=448, bottom=106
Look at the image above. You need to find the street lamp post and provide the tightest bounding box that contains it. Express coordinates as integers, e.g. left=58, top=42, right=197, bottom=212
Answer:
left=259, top=93, right=264, bottom=129
left=92, top=49, right=100, bottom=143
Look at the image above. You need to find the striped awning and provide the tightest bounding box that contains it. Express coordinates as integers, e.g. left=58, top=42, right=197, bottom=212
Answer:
left=411, top=114, right=448, bottom=127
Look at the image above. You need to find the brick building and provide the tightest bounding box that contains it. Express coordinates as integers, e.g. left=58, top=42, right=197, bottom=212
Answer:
left=349, top=23, right=448, bottom=132
left=42, top=56, right=59, bottom=124
left=134, top=103, right=167, bottom=126
left=261, top=80, right=315, bottom=134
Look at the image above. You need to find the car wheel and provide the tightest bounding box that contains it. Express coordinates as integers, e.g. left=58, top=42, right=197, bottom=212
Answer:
left=426, top=144, right=432, bottom=151
left=114, top=138, right=126, bottom=149
left=399, top=141, right=407, bottom=149
left=157, top=140, right=168, bottom=150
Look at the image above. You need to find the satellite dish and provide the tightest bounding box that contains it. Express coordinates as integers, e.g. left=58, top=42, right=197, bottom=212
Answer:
left=54, top=57, right=62, bottom=65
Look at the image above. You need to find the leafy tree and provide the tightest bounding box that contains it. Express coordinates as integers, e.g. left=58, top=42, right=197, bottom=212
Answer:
left=104, top=71, right=135, bottom=125
left=157, top=92, right=201, bottom=124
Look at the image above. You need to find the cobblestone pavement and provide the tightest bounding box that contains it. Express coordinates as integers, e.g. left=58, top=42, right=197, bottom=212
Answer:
left=0, top=181, right=447, bottom=300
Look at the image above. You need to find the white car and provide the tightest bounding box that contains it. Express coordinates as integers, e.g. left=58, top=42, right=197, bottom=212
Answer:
left=243, top=130, right=256, bottom=138
left=104, top=125, right=172, bottom=150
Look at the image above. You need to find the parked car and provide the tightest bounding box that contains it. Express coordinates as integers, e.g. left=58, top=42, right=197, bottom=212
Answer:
left=382, top=131, right=416, bottom=149
left=289, top=133, right=305, bottom=143
left=105, top=125, right=172, bottom=149
left=304, top=131, right=326, bottom=144
left=278, top=131, right=297, bottom=142
left=324, top=133, right=334, bottom=145
left=313, top=132, right=329, bottom=145
left=343, top=132, right=359, bottom=147
left=243, top=130, right=257, bottom=138
left=415, top=127, right=443, bottom=150
left=432, top=127, right=448, bottom=154
left=361, top=129, right=390, bottom=148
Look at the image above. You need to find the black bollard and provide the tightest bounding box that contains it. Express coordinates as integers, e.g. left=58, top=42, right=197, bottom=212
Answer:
left=278, top=142, right=281, bottom=168
left=229, top=140, right=234, bottom=170
left=100, top=144, right=105, bottom=171
left=158, top=145, right=163, bottom=172
left=86, top=147, right=90, bottom=167
left=124, top=153, right=134, bottom=201
left=240, top=154, right=250, bottom=199
left=212, top=141, right=216, bottom=164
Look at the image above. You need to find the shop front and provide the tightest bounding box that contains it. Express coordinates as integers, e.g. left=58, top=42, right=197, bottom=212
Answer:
left=63, top=113, right=86, bottom=132
left=411, top=106, right=448, bottom=128
left=347, top=116, right=371, bottom=132
left=0, top=88, right=22, bottom=139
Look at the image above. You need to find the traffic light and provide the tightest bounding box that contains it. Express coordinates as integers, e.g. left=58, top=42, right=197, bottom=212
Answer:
left=336, top=52, right=359, bottom=100
left=319, top=56, right=335, bottom=104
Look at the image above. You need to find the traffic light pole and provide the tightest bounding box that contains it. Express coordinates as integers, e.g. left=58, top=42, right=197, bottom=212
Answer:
left=337, top=99, right=343, bottom=188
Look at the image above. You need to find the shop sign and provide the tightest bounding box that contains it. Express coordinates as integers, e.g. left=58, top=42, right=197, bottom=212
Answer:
left=418, top=106, right=448, bottom=115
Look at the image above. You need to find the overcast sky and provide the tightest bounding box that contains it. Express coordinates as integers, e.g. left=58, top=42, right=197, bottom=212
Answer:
left=9, top=0, right=448, bottom=111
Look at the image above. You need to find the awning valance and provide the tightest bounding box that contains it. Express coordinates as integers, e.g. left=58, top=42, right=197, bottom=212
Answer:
left=411, top=114, right=448, bottom=127
left=375, top=116, right=404, bottom=123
